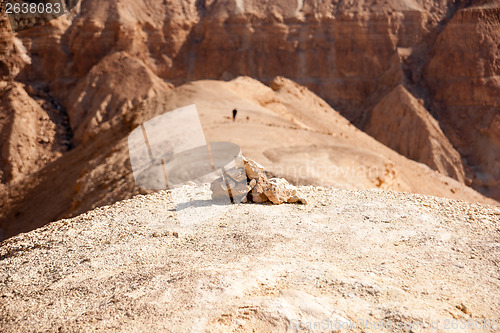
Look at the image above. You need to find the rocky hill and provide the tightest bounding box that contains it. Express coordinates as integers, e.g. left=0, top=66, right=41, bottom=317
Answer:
left=1, top=187, right=499, bottom=332
left=0, top=0, right=499, bottom=239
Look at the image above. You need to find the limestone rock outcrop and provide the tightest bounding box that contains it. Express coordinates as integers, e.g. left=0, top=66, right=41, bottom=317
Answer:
left=210, top=165, right=251, bottom=204
left=0, top=82, right=64, bottom=184
left=211, top=156, right=308, bottom=205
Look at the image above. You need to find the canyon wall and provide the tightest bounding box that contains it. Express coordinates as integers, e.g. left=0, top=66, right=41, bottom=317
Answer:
left=424, top=4, right=500, bottom=199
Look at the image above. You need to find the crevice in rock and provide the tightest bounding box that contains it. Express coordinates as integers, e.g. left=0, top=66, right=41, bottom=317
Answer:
left=26, top=86, right=75, bottom=152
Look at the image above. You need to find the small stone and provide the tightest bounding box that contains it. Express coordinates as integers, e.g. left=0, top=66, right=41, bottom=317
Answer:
left=289, top=195, right=308, bottom=204
left=456, top=303, right=471, bottom=315
left=210, top=173, right=250, bottom=203
left=25, top=85, right=37, bottom=95
left=231, top=183, right=252, bottom=203
left=252, top=190, right=268, bottom=203
left=210, top=178, right=229, bottom=201
left=264, top=178, right=292, bottom=204
left=234, top=319, right=246, bottom=326
left=243, top=156, right=266, bottom=180
left=251, top=173, right=270, bottom=197
left=264, top=178, right=307, bottom=205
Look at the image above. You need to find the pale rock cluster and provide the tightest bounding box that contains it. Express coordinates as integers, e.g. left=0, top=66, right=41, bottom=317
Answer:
left=210, top=157, right=307, bottom=205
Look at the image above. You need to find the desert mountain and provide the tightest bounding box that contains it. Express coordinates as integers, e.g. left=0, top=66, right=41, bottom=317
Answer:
left=0, top=75, right=496, bottom=241
left=422, top=3, right=500, bottom=199
left=8, top=0, right=499, bottom=188
left=0, top=0, right=499, bottom=239
left=1, top=187, right=499, bottom=331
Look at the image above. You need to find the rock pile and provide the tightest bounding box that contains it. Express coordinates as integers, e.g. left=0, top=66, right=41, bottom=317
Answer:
left=210, top=157, right=307, bottom=205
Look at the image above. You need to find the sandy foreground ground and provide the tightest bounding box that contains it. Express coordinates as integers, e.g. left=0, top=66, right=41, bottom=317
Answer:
left=1, top=185, right=499, bottom=332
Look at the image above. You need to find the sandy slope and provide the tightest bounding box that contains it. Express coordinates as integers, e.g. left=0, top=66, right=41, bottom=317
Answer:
left=0, top=187, right=499, bottom=332
left=160, top=77, right=496, bottom=204
left=0, top=76, right=496, bottom=241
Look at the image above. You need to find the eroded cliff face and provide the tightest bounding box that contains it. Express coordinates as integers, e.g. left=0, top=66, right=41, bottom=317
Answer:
left=13, top=1, right=470, bottom=164
left=20, top=0, right=452, bottom=116
left=0, top=13, right=29, bottom=80
left=424, top=5, right=500, bottom=199
left=0, top=13, right=69, bottom=185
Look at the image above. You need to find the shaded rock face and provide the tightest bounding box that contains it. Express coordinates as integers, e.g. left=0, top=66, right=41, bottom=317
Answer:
left=210, top=160, right=251, bottom=204
left=14, top=0, right=452, bottom=113
left=0, top=14, right=30, bottom=81
left=1, top=188, right=499, bottom=331
left=64, top=51, right=173, bottom=145
left=0, top=82, right=65, bottom=184
left=365, top=85, right=466, bottom=183
left=424, top=5, right=500, bottom=199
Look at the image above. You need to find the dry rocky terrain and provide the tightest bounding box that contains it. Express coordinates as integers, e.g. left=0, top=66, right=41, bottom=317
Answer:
left=1, top=1, right=499, bottom=331
left=0, top=187, right=499, bottom=332
left=0, top=2, right=499, bottom=238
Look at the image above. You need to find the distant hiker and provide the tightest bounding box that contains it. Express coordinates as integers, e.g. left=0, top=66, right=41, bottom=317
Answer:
left=232, top=109, right=237, bottom=122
